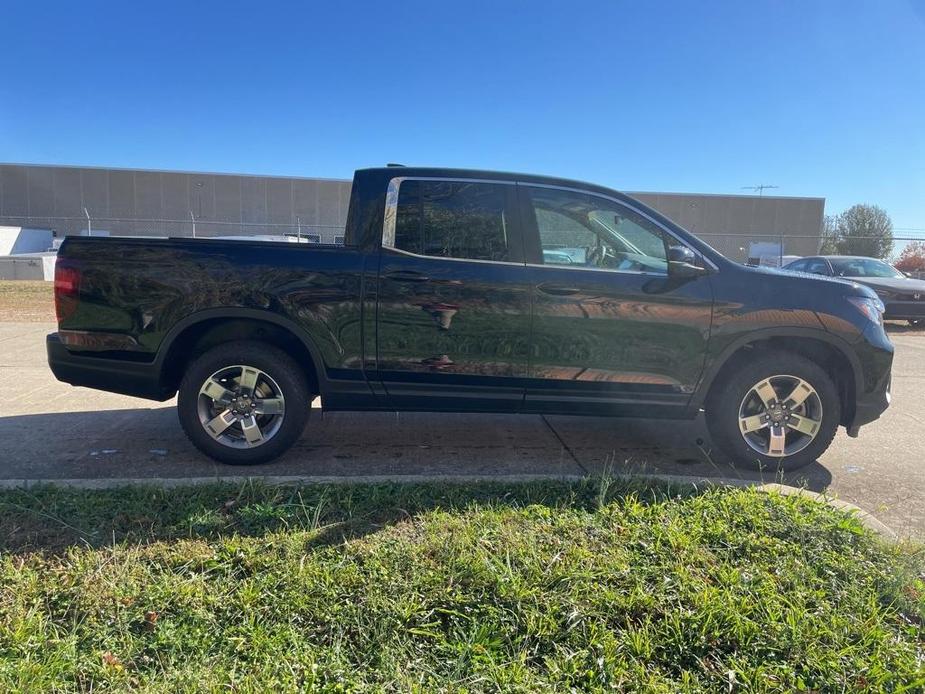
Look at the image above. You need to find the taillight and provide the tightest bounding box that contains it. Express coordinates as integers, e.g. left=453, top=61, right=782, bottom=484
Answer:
left=54, top=262, right=81, bottom=324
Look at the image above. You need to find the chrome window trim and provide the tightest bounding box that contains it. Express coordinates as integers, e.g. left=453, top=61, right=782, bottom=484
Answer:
left=521, top=181, right=720, bottom=272
left=383, top=244, right=526, bottom=267
left=525, top=262, right=665, bottom=277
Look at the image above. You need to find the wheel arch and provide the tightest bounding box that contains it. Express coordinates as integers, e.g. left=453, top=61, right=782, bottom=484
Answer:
left=696, top=328, right=861, bottom=427
left=155, top=309, right=325, bottom=398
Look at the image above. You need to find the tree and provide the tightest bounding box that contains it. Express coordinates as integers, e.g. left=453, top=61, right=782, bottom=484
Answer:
left=825, top=204, right=894, bottom=259
left=819, top=214, right=839, bottom=254
left=894, top=241, right=925, bottom=273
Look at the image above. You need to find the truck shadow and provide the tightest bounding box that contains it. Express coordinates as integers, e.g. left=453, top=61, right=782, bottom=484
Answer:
left=0, top=473, right=826, bottom=557
left=0, top=407, right=832, bottom=553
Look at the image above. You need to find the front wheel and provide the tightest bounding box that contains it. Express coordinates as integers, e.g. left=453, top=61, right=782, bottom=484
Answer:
left=706, top=352, right=841, bottom=472
left=177, top=341, right=311, bottom=465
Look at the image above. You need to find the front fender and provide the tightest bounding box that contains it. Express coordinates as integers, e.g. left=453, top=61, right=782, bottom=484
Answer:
left=690, top=326, right=864, bottom=412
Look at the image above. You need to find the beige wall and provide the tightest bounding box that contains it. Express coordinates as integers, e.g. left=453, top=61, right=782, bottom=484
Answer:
left=1, top=164, right=823, bottom=258
left=0, top=163, right=351, bottom=243
left=629, top=191, right=825, bottom=259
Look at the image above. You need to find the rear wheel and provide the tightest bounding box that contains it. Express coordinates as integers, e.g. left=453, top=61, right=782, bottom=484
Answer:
left=177, top=341, right=311, bottom=465
left=706, top=352, right=841, bottom=472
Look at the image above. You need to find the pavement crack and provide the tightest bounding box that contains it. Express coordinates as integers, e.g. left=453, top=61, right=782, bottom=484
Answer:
left=541, top=415, right=589, bottom=475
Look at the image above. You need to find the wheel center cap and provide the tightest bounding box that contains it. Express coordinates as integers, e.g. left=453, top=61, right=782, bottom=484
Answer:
left=231, top=396, right=255, bottom=415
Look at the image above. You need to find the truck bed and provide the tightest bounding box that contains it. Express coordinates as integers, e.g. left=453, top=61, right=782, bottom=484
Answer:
left=53, top=235, right=368, bottom=394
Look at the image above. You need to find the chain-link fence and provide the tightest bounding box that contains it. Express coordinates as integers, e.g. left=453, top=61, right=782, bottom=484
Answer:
left=697, top=232, right=814, bottom=266
left=698, top=232, right=925, bottom=267
left=2, top=213, right=925, bottom=266
left=0, top=213, right=346, bottom=245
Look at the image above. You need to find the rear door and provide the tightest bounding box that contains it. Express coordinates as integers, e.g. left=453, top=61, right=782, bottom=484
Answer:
left=519, top=184, right=713, bottom=416
left=375, top=177, right=531, bottom=410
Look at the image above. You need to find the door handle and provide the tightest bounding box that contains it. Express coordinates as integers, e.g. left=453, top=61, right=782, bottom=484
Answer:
left=537, top=283, right=581, bottom=296
left=384, top=270, right=430, bottom=283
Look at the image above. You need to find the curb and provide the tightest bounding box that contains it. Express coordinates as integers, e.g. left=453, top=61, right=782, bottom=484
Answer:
left=0, top=472, right=896, bottom=540
left=749, top=482, right=898, bottom=540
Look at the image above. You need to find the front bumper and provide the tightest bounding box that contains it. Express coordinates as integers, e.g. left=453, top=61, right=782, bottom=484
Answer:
left=883, top=299, right=925, bottom=321
left=47, top=333, right=172, bottom=401
left=846, top=369, right=891, bottom=437
left=845, top=321, right=893, bottom=436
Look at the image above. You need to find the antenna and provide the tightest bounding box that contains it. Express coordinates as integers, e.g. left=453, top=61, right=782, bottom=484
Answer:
left=741, top=184, right=779, bottom=197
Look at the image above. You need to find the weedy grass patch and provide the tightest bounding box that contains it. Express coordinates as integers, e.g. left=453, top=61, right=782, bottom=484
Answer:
left=0, top=480, right=922, bottom=692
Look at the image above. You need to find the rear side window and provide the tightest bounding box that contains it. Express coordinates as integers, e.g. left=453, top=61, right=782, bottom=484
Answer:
left=804, top=259, right=829, bottom=275
left=393, top=180, right=511, bottom=262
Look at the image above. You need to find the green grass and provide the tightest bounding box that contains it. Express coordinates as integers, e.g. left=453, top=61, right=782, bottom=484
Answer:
left=0, top=480, right=922, bottom=692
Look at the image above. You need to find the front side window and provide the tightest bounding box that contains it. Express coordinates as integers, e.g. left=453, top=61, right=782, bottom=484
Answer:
left=393, top=180, right=510, bottom=262
left=525, top=186, right=668, bottom=274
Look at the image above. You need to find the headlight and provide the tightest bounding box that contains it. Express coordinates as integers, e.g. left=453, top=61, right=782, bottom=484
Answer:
left=847, top=296, right=885, bottom=325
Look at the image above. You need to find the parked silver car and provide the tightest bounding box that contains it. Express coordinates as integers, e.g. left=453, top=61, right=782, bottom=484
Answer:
left=783, top=255, right=925, bottom=325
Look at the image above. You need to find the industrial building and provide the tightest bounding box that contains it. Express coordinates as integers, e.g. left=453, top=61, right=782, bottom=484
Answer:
left=0, top=163, right=824, bottom=261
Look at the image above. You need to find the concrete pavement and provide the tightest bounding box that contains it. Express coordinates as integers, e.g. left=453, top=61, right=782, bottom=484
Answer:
left=2, top=321, right=922, bottom=537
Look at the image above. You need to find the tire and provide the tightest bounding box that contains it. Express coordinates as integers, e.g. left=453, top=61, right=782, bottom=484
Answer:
left=706, top=351, right=841, bottom=472
left=177, top=341, right=311, bottom=465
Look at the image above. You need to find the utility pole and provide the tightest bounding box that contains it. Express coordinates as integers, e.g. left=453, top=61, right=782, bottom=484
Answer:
left=195, top=181, right=204, bottom=218
left=741, top=184, right=780, bottom=197
left=189, top=210, right=196, bottom=238
left=83, top=207, right=92, bottom=237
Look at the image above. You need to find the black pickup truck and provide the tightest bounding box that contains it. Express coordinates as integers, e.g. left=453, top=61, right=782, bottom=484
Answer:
left=48, top=166, right=893, bottom=469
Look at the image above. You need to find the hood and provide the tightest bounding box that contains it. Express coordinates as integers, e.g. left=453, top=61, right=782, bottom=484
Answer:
left=840, top=276, right=925, bottom=294
left=749, top=264, right=878, bottom=298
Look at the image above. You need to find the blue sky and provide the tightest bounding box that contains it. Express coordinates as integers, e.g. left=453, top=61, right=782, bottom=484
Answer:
left=2, top=0, right=923, bottom=238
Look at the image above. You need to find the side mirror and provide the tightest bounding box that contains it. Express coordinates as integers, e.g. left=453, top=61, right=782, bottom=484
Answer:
left=668, top=245, right=709, bottom=278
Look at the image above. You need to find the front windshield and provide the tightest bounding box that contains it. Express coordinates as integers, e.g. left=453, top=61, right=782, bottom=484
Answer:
left=829, top=258, right=904, bottom=279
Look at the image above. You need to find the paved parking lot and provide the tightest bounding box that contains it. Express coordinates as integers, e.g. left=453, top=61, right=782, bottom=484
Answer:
left=3, top=321, right=923, bottom=537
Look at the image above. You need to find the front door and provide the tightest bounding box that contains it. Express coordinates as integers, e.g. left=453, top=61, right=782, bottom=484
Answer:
left=376, top=178, right=531, bottom=410
left=519, top=184, right=713, bottom=416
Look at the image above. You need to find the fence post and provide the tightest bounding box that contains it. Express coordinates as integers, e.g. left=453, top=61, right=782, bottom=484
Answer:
left=189, top=211, right=196, bottom=238
left=83, top=207, right=92, bottom=237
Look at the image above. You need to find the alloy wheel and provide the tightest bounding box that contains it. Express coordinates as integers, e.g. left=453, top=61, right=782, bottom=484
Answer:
left=738, top=374, right=823, bottom=458
left=197, top=365, right=286, bottom=448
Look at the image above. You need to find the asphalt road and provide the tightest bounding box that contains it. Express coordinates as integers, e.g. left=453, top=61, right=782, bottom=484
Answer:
left=3, top=321, right=923, bottom=537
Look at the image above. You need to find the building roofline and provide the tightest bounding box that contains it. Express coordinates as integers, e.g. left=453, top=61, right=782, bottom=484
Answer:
left=0, top=162, right=352, bottom=184
left=0, top=162, right=825, bottom=202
